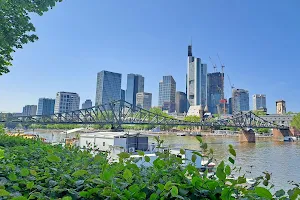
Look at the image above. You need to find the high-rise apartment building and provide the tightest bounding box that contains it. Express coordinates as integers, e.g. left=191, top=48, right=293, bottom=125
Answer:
left=207, top=72, right=224, bottom=114
left=175, top=91, right=187, bottom=113
left=37, top=98, right=55, bottom=115
left=22, top=105, right=37, bottom=116
left=159, top=76, right=176, bottom=113
left=253, top=94, right=267, bottom=111
left=276, top=100, right=286, bottom=115
left=82, top=99, right=92, bottom=109
left=126, top=74, right=144, bottom=106
left=95, top=70, right=122, bottom=105
left=136, top=92, right=152, bottom=110
left=54, top=92, right=80, bottom=113
left=232, top=89, right=249, bottom=113
left=187, top=45, right=207, bottom=108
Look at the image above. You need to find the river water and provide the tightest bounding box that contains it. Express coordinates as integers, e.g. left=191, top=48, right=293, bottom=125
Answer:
left=27, top=130, right=299, bottom=190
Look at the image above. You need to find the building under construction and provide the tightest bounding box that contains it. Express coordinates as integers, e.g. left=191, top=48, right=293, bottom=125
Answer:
left=207, top=72, right=224, bottom=114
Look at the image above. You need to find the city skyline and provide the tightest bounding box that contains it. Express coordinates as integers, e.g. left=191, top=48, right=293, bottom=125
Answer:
left=0, top=1, right=299, bottom=113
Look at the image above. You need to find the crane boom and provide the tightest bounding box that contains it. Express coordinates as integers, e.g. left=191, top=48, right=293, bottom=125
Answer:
left=209, top=56, right=217, bottom=72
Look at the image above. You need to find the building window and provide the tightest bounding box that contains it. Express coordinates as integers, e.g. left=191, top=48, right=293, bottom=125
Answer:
left=103, top=142, right=105, bottom=146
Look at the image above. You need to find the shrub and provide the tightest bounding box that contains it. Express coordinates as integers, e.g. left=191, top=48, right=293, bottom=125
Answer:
left=0, top=134, right=299, bottom=199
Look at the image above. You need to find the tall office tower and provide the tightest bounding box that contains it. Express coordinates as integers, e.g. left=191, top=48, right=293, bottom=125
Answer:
left=95, top=70, right=122, bottom=105
left=136, top=92, right=152, bottom=110
left=175, top=91, right=187, bottom=113
left=82, top=99, right=93, bottom=109
left=232, top=89, right=249, bottom=113
left=228, top=97, right=233, bottom=114
left=253, top=94, right=267, bottom=111
left=158, top=76, right=176, bottom=113
left=121, top=89, right=125, bottom=101
left=187, top=45, right=207, bottom=108
left=54, top=92, right=80, bottom=113
left=276, top=100, right=286, bottom=115
left=207, top=72, right=224, bottom=114
left=22, top=105, right=37, bottom=116
left=37, top=98, right=55, bottom=115
left=126, top=74, right=144, bottom=106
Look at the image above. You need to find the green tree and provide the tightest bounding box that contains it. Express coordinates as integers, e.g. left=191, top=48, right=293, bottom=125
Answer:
left=0, top=0, right=63, bottom=75
left=253, top=110, right=267, bottom=116
left=0, top=125, right=4, bottom=134
left=184, top=115, right=201, bottom=122
left=291, top=113, right=300, bottom=130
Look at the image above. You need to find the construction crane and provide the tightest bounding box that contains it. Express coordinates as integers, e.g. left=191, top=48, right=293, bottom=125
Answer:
left=209, top=56, right=217, bottom=72
left=227, top=75, right=235, bottom=90
left=217, top=54, right=227, bottom=115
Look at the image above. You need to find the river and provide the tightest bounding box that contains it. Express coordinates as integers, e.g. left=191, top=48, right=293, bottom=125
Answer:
left=27, top=130, right=300, bottom=190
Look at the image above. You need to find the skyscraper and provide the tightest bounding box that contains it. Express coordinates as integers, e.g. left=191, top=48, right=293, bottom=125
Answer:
left=126, top=74, right=144, bottom=106
left=37, top=98, right=55, bottom=115
left=136, top=92, right=152, bottom=110
left=253, top=94, right=267, bottom=111
left=82, top=99, right=93, bottom=109
left=121, top=89, right=125, bottom=102
left=228, top=97, right=233, bottom=114
left=54, top=92, right=80, bottom=113
left=159, top=76, right=176, bottom=113
left=175, top=91, right=187, bottom=113
left=232, top=89, right=249, bottom=113
left=95, top=70, right=122, bottom=105
left=207, top=72, right=224, bottom=114
left=22, top=105, right=37, bottom=116
left=187, top=45, right=207, bottom=108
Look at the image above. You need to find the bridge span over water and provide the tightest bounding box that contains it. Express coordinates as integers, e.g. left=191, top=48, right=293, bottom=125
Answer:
left=1, top=100, right=288, bottom=131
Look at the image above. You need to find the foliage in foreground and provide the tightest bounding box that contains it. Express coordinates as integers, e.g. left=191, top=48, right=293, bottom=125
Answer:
left=0, top=133, right=299, bottom=199
left=0, top=0, right=63, bottom=75
left=291, top=113, right=300, bottom=130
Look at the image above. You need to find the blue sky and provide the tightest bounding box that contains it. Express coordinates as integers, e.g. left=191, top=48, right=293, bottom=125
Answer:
left=1, top=0, right=299, bottom=113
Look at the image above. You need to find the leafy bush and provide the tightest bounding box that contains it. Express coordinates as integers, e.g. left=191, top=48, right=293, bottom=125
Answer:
left=0, top=134, right=299, bottom=199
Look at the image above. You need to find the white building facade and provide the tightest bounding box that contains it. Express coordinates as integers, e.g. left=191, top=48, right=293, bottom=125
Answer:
left=54, top=92, right=80, bottom=113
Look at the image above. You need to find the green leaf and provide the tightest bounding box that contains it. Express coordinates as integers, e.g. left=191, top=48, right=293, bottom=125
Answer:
left=255, top=187, right=273, bottom=199
left=79, top=191, right=89, bottom=197
left=216, top=161, right=226, bottom=181
left=8, top=173, right=17, bottom=181
left=123, top=169, right=132, bottom=180
left=26, top=181, right=34, bottom=189
left=20, top=168, right=30, bottom=176
left=118, top=152, right=130, bottom=159
left=157, top=183, right=164, bottom=191
left=0, top=189, right=10, bottom=196
left=237, top=176, right=246, bottom=184
left=62, top=196, right=72, bottom=200
left=275, top=189, right=285, bottom=197
left=12, top=197, right=27, bottom=200
left=164, top=181, right=173, bottom=190
left=30, top=170, right=37, bottom=176
left=137, top=150, right=144, bottom=156
left=72, top=170, right=87, bottom=177
left=171, top=186, right=178, bottom=197
left=47, top=154, right=61, bottom=162
left=229, top=148, right=236, bottom=157
left=145, top=156, right=150, bottom=162
left=225, top=165, right=231, bottom=175
left=180, top=149, right=185, bottom=154
left=150, top=193, right=158, bottom=200
left=221, top=188, right=232, bottom=200
left=191, top=154, right=197, bottom=163
left=0, top=149, right=4, bottom=159
left=228, top=157, right=235, bottom=164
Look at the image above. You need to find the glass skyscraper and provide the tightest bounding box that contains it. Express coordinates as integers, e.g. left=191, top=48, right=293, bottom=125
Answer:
left=37, top=98, right=55, bottom=115
left=187, top=45, right=207, bottom=108
left=54, top=92, right=80, bottom=113
left=232, top=89, right=249, bottom=113
left=95, top=70, right=122, bottom=105
left=207, top=72, right=224, bottom=114
left=126, top=74, right=144, bottom=106
left=159, top=76, right=176, bottom=113
left=175, top=91, right=187, bottom=113
left=253, top=94, right=267, bottom=111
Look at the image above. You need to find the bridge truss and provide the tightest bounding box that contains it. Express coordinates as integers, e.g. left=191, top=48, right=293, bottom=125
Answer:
left=2, top=100, right=288, bottom=129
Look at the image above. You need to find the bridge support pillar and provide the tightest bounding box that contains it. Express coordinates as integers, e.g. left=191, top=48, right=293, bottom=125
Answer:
left=239, top=129, right=255, bottom=143
left=272, top=129, right=291, bottom=140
